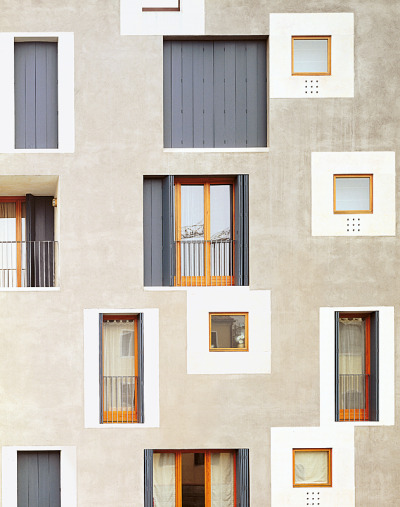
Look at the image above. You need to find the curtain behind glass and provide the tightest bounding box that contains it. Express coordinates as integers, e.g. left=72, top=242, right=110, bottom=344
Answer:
left=339, top=318, right=365, bottom=374
left=294, top=451, right=328, bottom=485
left=211, top=452, right=234, bottom=507
left=0, top=203, right=17, bottom=287
left=153, top=453, right=176, bottom=507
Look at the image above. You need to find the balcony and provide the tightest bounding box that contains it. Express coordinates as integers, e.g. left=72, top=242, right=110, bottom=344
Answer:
left=102, top=375, right=137, bottom=424
left=175, top=239, right=234, bottom=287
left=0, top=240, right=58, bottom=288
left=338, top=373, right=370, bottom=421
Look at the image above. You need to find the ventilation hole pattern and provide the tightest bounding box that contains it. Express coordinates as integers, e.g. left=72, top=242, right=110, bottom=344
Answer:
left=306, top=490, right=321, bottom=506
left=346, top=217, right=361, bottom=233
left=304, top=79, right=319, bottom=95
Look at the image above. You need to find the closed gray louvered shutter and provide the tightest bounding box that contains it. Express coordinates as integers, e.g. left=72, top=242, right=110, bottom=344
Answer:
left=369, top=311, right=379, bottom=421
left=15, top=42, right=58, bottom=149
left=164, top=40, right=266, bottom=148
left=143, top=179, right=163, bottom=286
left=144, top=449, right=154, bottom=507
left=17, top=451, right=61, bottom=507
left=137, top=313, right=144, bottom=423
left=162, top=176, right=175, bottom=286
left=236, top=449, right=249, bottom=507
left=234, top=175, right=249, bottom=286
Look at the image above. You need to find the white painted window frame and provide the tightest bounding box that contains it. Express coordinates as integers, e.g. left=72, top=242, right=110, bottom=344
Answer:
left=0, top=32, right=74, bottom=153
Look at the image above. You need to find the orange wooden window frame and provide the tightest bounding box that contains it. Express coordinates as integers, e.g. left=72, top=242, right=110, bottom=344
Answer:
left=292, top=448, right=332, bottom=487
left=209, top=312, right=249, bottom=352
left=154, top=450, right=237, bottom=507
left=102, top=314, right=138, bottom=423
left=333, top=174, right=373, bottom=214
left=0, top=196, right=26, bottom=287
left=338, top=312, right=371, bottom=422
left=142, top=0, right=180, bottom=11
left=291, top=36, right=331, bottom=76
left=174, top=177, right=235, bottom=287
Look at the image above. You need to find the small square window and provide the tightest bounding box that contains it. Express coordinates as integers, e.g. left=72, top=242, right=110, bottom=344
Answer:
left=333, top=174, right=373, bottom=214
left=292, top=36, right=331, bottom=75
left=209, top=313, right=248, bottom=351
left=293, top=448, right=332, bottom=487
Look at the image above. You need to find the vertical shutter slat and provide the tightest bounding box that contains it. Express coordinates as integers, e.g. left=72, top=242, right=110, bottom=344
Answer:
left=99, top=313, right=103, bottom=423
left=202, top=42, right=214, bottom=147
left=192, top=42, right=204, bottom=148
left=213, top=42, right=225, bottom=147
left=369, top=311, right=379, bottom=421
left=235, top=43, right=247, bottom=147
left=224, top=42, right=236, bottom=147
left=14, top=43, right=27, bottom=149
left=38, top=453, right=50, bottom=506
left=242, top=174, right=249, bottom=285
left=234, top=175, right=249, bottom=286
left=162, top=175, right=175, bottom=286
left=48, top=452, right=61, bottom=507
left=334, top=311, right=340, bottom=421
left=17, top=451, right=30, bottom=506
left=25, top=44, right=37, bottom=149
left=144, top=449, right=154, bottom=507
left=171, top=42, right=183, bottom=147
left=182, top=42, right=194, bottom=147
left=245, top=42, right=258, bottom=147
left=163, top=42, right=172, bottom=148
left=256, top=41, right=267, bottom=147
left=236, top=449, right=249, bottom=507
left=143, top=179, right=163, bottom=286
left=35, top=43, right=47, bottom=148
left=137, top=313, right=145, bottom=423
left=46, top=43, right=58, bottom=148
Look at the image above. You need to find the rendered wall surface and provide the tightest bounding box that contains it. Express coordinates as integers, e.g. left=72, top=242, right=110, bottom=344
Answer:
left=0, top=2, right=399, bottom=507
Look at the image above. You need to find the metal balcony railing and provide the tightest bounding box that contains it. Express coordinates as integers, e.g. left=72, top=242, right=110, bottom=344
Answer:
left=102, top=375, right=137, bottom=424
left=0, top=241, right=58, bottom=288
left=339, top=373, right=370, bottom=421
left=175, top=239, right=234, bottom=286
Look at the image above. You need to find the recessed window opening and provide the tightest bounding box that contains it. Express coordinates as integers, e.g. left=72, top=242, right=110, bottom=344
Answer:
left=209, top=312, right=248, bottom=351
left=292, top=36, right=331, bottom=75
left=333, top=174, right=373, bottom=214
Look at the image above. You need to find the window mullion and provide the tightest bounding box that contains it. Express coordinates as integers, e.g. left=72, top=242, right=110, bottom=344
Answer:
left=204, top=184, right=211, bottom=284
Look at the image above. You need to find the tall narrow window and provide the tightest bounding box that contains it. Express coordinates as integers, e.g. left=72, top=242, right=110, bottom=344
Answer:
left=15, top=41, right=58, bottom=149
left=335, top=312, right=379, bottom=421
left=175, top=178, right=234, bottom=286
left=100, top=314, right=144, bottom=423
left=333, top=174, right=373, bottom=214
left=292, top=36, right=331, bottom=75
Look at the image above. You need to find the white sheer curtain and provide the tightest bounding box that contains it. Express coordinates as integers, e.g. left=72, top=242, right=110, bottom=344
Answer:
left=211, top=452, right=234, bottom=507
left=103, top=321, right=135, bottom=411
left=294, top=451, right=328, bottom=485
left=153, top=453, right=176, bottom=507
left=339, top=318, right=365, bottom=374
left=0, top=202, right=17, bottom=287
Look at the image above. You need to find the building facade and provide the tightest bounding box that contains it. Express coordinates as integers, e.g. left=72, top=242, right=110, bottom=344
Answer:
left=0, top=1, right=399, bottom=506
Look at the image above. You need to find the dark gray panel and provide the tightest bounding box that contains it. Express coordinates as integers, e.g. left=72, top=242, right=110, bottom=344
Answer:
left=224, top=42, right=236, bottom=147
left=143, top=179, right=163, bottom=286
left=137, top=313, right=145, bottom=423
left=202, top=42, right=214, bottom=147
left=236, top=449, right=250, bottom=507
left=99, top=313, right=104, bottom=423
left=47, top=452, right=61, bottom=507
left=144, top=449, right=154, bottom=507
left=28, top=453, right=39, bottom=507
left=163, top=43, right=172, bottom=148
left=17, top=452, right=29, bottom=506
left=234, top=175, right=249, bottom=286
left=334, top=311, right=340, bottom=421
left=171, top=42, right=183, bottom=147
left=18, top=452, right=60, bottom=507
left=242, top=174, right=249, bottom=285
left=369, top=311, right=379, bottom=421
left=213, top=43, right=225, bottom=147
left=182, top=43, right=194, bottom=148
left=246, top=42, right=258, bottom=147
left=162, top=176, right=175, bottom=286
left=192, top=42, right=204, bottom=148
left=235, top=43, right=247, bottom=147
left=256, top=41, right=267, bottom=146
left=14, top=42, right=58, bottom=149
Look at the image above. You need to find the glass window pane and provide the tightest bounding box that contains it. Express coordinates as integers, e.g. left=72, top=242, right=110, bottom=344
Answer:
left=293, top=39, right=328, bottom=74
left=182, top=452, right=205, bottom=506
left=211, top=314, right=247, bottom=349
left=181, top=186, right=204, bottom=240
left=335, top=177, right=371, bottom=211
left=294, top=450, right=329, bottom=485
left=153, top=453, right=176, bottom=506
left=210, top=185, right=232, bottom=240
left=211, top=452, right=234, bottom=507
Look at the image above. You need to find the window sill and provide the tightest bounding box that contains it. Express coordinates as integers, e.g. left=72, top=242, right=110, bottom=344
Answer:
left=163, top=147, right=269, bottom=153
left=0, top=287, right=60, bottom=292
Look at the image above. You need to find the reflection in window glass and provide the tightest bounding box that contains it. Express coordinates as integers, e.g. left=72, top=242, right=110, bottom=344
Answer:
left=210, top=313, right=248, bottom=350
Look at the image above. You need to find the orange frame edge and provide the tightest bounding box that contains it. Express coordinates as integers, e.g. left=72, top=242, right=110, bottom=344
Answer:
left=292, top=448, right=332, bottom=487
left=209, top=312, right=249, bottom=352
left=291, top=35, right=332, bottom=76
left=333, top=174, right=373, bottom=214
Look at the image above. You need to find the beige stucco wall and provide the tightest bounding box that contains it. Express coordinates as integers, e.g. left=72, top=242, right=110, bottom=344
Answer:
left=0, top=1, right=399, bottom=506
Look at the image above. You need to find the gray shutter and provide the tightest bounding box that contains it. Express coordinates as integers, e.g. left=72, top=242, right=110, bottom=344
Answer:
left=17, top=451, right=61, bottom=507
left=137, top=313, right=144, bottom=423
left=26, top=194, right=55, bottom=287
left=15, top=42, right=58, bottom=149
left=236, top=449, right=249, bottom=507
left=99, top=313, right=104, bottom=423
left=162, top=176, right=175, bottom=286
left=143, top=179, right=163, bottom=286
left=234, top=175, right=249, bottom=286
left=163, top=40, right=267, bottom=148
left=144, top=449, right=154, bottom=507
left=369, top=311, right=379, bottom=421
left=334, top=311, right=340, bottom=421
